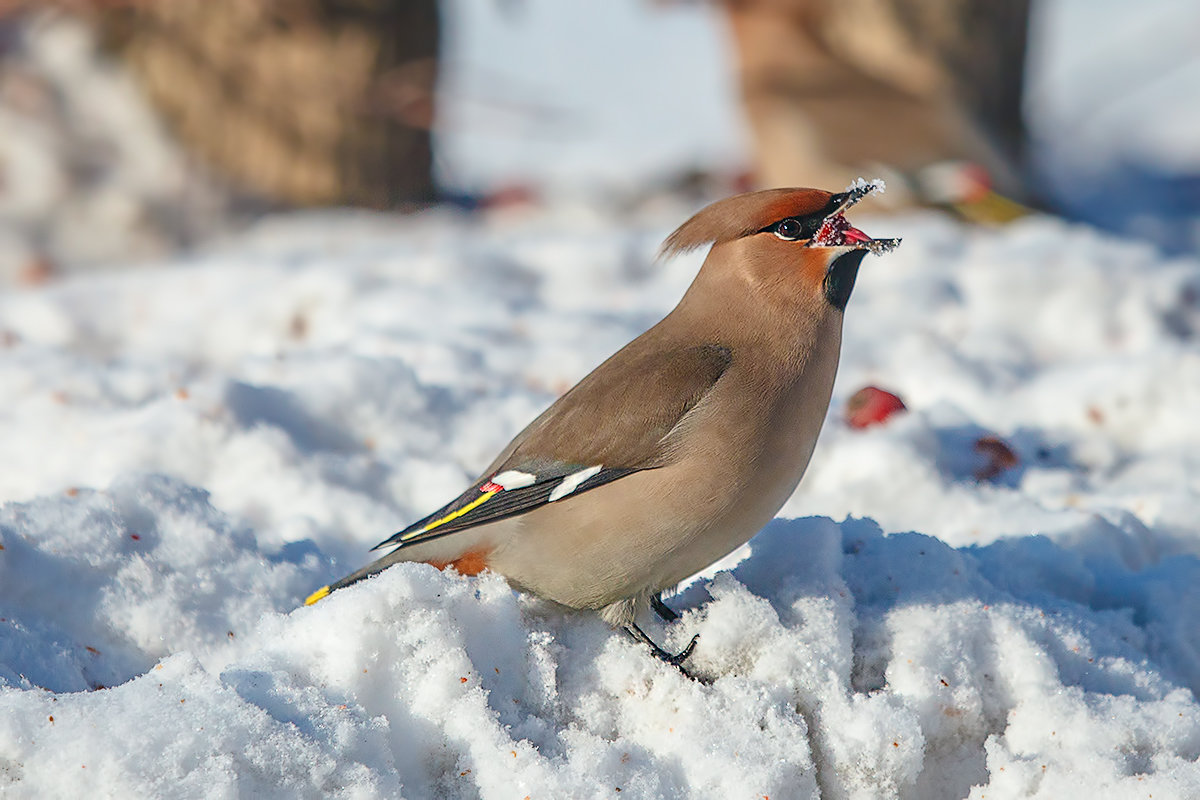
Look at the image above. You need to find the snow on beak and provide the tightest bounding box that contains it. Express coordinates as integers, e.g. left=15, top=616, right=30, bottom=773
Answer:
left=810, top=181, right=901, bottom=255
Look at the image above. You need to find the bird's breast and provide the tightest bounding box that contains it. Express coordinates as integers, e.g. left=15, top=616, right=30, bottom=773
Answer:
left=487, top=313, right=846, bottom=610
left=645, top=313, right=846, bottom=589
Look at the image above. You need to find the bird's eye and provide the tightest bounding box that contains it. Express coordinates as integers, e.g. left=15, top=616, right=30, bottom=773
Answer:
left=774, top=218, right=804, bottom=241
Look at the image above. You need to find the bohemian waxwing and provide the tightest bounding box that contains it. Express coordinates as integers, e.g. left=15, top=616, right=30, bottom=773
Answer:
left=306, top=182, right=899, bottom=669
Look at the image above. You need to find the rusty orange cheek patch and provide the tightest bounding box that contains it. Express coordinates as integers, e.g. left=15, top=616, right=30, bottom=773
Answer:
left=427, top=549, right=491, bottom=576
left=796, top=251, right=829, bottom=291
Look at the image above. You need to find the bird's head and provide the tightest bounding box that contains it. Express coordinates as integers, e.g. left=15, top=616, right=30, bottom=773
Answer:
left=661, top=182, right=900, bottom=311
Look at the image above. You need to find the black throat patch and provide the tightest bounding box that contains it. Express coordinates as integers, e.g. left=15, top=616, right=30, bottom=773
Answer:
left=823, top=249, right=868, bottom=311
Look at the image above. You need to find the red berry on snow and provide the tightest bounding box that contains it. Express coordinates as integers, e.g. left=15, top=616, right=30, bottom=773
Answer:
left=845, top=386, right=907, bottom=429
left=973, top=435, right=1019, bottom=481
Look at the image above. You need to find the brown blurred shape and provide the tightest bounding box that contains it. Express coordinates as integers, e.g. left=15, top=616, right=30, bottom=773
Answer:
left=95, top=0, right=440, bottom=208
left=722, top=0, right=1031, bottom=206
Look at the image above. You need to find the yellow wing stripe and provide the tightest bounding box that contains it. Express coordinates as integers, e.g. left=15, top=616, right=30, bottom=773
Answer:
left=304, top=486, right=503, bottom=607
left=400, top=487, right=500, bottom=541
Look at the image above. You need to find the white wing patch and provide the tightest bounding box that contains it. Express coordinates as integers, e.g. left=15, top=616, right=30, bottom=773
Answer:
left=548, top=465, right=603, bottom=502
left=492, top=470, right=537, bottom=490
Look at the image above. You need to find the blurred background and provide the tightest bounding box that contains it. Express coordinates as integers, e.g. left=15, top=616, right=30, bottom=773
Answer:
left=0, top=0, right=1198, bottom=286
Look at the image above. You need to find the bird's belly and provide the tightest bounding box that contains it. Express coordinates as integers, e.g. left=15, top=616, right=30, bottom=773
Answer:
left=650, top=424, right=823, bottom=592
left=485, top=469, right=704, bottom=610
left=645, top=362, right=835, bottom=586
left=489, top=394, right=829, bottom=610
left=491, top=332, right=841, bottom=611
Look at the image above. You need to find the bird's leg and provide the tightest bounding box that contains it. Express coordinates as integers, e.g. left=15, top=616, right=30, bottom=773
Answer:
left=650, top=592, right=680, bottom=622
left=625, top=622, right=699, bottom=674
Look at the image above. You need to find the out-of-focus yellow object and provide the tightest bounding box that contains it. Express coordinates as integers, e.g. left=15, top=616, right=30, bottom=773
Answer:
left=954, top=190, right=1032, bottom=225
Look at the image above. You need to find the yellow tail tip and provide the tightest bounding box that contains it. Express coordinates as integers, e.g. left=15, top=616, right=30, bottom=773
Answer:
left=305, top=586, right=331, bottom=606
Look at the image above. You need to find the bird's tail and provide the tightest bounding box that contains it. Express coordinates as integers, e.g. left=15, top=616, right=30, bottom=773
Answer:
left=303, top=550, right=407, bottom=606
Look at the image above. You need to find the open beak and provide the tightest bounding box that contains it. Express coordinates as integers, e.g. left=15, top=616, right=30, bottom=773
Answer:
left=810, top=182, right=901, bottom=254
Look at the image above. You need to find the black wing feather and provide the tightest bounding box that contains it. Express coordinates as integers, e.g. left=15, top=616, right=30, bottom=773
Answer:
left=370, top=344, right=731, bottom=554
left=371, top=466, right=637, bottom=552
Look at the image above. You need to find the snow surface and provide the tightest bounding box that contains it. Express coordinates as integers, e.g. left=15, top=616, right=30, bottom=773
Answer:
left=3, top=0, right=1200, bottom=797
left=3, top=202, right=1200, bottom=798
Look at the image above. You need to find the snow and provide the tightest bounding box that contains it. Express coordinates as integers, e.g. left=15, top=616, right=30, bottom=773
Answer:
left=3, top=201, right=1200, bottom=798
left=844, top=177, right=887, bottom=196
left=3, top=1, right=1200, bottom=798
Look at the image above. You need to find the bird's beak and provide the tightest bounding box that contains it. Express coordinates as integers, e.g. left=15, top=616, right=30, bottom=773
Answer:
left=810, top=183, right=901, bottom=254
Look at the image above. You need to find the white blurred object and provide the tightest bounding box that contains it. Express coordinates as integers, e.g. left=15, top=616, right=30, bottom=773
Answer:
left=0, top=13, right=228, bottom=281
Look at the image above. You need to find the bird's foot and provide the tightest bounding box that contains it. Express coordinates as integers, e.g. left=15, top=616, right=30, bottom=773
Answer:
left=650, top=592, right=680, bottom=622
left=625, top=622, right=699, bottom=677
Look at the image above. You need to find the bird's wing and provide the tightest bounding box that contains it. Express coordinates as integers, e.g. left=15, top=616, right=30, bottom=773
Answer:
left=372, top=342, right=732, bottom=551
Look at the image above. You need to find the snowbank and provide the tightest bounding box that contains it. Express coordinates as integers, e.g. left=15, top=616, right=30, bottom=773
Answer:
left=2, top=204, right=1200, bottom=798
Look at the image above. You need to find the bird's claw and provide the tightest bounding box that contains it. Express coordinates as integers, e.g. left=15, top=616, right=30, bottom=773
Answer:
left=625, top=623, right=699, bottom=678
left=667, top=634, right=700, bottom=667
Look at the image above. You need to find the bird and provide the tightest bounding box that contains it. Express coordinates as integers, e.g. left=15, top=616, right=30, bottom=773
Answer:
left=305, top=182, right=899, bottom=670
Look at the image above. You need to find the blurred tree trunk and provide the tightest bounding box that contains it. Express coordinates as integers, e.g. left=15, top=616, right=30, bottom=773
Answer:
left=98, top=0, right=440, bottom=208
left=723, top=0, right=1031, bottom=205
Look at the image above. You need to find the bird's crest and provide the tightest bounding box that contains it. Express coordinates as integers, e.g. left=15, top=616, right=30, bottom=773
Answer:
left=659, top=188, right=835, bottom=258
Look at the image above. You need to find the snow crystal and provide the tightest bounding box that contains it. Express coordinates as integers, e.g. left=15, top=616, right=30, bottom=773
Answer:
left=845, top=176, right=887, bottom=195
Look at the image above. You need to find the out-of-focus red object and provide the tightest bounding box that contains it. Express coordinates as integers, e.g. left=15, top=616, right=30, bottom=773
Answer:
left=973, top=435, right=1020, bottom=481
left=482, top=184, right=540, bottom=211
left=845, top=386, right=907, bottom=429
left=17, top=255, right=56, bottom=286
